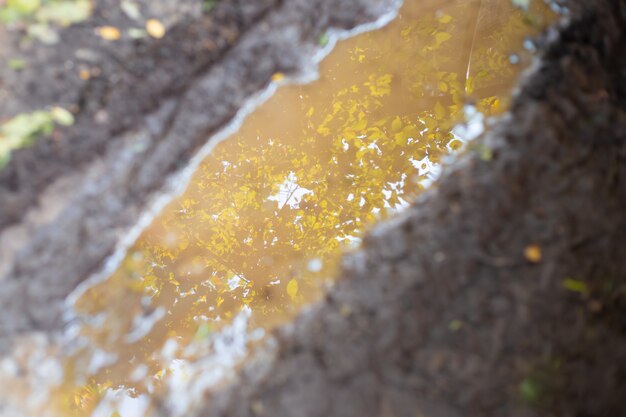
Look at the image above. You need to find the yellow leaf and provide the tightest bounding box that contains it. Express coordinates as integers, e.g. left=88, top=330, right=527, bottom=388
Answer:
left=438, top=14, right=452, bottom=24
left=50, top=106, right=75, bottom=126
left=434, top=102, right=446, bottom=120
left=353, top=118, right=367, bottom=131
left=435, top=32, right=452, bottom=47
left=146, top=19, right=166, bottom=39
left=97, top=26, right=121, bottom=41
left=524, top=245, right=542, bottom=263
left=272, top=72, right=285, bottom=82
left=286, top=278, right=299, bottom=298
left=391, top=116, right=402, bottom=132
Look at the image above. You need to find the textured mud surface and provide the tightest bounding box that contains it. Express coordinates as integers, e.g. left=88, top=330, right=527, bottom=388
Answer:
left=0, top=0, right=625, bottom=416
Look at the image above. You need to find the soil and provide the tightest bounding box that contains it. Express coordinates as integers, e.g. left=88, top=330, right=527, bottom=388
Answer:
left=1, top=0, right=626, bottom=416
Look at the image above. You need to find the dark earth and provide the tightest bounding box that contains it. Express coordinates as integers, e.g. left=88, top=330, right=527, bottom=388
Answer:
left=1, top=0, right=625, bottom=416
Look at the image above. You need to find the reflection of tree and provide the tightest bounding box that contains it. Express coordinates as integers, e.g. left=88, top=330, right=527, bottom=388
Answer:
left=60, top=0, right=549, bottom=413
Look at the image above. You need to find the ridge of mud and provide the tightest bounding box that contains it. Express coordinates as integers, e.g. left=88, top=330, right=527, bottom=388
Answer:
left=0, top=0, right=400, bottom=351
left=151, top=1, right=626, bottom=416
left=0, top=0, right=279, bottom=229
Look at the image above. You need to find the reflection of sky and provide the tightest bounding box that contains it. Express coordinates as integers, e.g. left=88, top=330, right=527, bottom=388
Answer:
left=267, top=172, right=313, bottom=209
left=92, top=392, right=149, bottom=417
left=452, top=104, right=486, bottom=143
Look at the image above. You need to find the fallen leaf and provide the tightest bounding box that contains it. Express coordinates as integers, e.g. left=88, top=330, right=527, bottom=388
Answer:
left=50, top=106, right=75, bottom=126
left=563, top=278, right=587, bottom=294
left=7, top=0, right=40, bottom=14
left=146, top=18, right=165, bottom=39
left=271, top=72, right=285, bottom=83
left=97, top=26, right=121, bottom=41
left=8, top=58, right=26, bottom=70
left=524, top=244, right=542, bottom=263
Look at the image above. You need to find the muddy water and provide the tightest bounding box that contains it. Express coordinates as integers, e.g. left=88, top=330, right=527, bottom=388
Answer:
left=1, top=1, right=555, bottom=416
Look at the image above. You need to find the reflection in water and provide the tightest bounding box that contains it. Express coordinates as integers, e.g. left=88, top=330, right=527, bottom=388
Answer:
left=0, top=1, right=555, bottom=416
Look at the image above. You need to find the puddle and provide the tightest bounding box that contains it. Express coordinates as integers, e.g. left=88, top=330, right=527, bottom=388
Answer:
left=0, top=0, right=556, bottom=416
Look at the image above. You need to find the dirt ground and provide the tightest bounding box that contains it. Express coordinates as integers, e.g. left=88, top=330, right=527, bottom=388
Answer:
left=1, top=0, right=625, bottom=416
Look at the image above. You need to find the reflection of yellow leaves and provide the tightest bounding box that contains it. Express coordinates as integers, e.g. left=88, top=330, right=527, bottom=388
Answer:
left=353, top=118, right=367, bottom=131
left=391, top=116, right=402, bottom=132
left=365, top=74, right=392, bottom=97
left=317, top=125, right=330, bottom=135
left=434, top=102, right=446, bottom=120
left=438, top=14, right=452, bottom=24
left=286, top=279, right=299, bottom=299
left=168, top=273, right=180, bottom=286
left=434, top=32, right=452, bottom=47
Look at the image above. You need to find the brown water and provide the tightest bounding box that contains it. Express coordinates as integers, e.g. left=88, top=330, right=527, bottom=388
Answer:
left=0, top=1, right=555, bottom=416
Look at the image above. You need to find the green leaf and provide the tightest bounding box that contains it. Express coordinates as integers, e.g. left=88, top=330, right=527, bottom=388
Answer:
left=434, top=32, right=452, bottom=47
left=51, top=106, right=75, bottom=126
left=7, top=0, right=41, bottom=15
left=8, top=58, right=26, bottom=71
left=519, top=378, right=540, bottom=403
left=203, top=0, right=216, bottom=12
left=562, top=278, right=588, bottom=294
left=319, top=31, right=330, bottom=47
left=35, top=0, right=92, bottom=26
